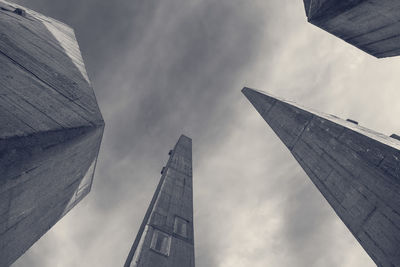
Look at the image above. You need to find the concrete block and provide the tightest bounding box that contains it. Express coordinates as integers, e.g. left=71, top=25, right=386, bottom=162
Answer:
left=0, top=1, right=104, bottom=265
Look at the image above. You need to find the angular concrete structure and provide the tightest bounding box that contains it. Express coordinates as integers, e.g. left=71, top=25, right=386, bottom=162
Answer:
left=0, top=1, right=104, bottom=266
left=124, top=135, right=195, bottom=267
left=242, top=87, right=400, bottom=267
left=303, top=0, right=400, bottom=58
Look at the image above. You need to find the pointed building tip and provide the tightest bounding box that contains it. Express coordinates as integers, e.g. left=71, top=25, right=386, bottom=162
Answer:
left=241, top=86, right=275, bottom=98
left=242, top=87, right=278, bottom=117
left=242, top=87, right=258, bottom=100
left=178, top=134, right=192, bottom=144
left=241, top=86, right=251, bottom=93
left=179, top=134, right=192, bottom=140
left=241, top=86, right=258, bottom=96
left=176, top=134, right=192, bottom=149
left=241, top=87, right=250, bottom=99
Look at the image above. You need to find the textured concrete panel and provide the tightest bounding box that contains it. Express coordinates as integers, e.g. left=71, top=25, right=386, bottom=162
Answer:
left=243, top=87, right=400, bottom=267
left=125, top=135, right=195, bottom=267
left=303, top=0, right=400, bottom=58
left=0, top=1, right=104, bottom=266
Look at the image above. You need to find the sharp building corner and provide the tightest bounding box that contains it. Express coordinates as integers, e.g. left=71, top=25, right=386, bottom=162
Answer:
left=0, top=1, right=104, bottom=266
left=242, top=87, right=400, bottom=267
left=303, top=0, right=400, bottom=58
left=124, top=135, right=195, bottom=267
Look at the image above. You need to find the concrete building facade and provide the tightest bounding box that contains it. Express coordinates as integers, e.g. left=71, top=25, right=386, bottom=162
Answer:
left=124, top=135, right=195, bottom=267
left=303, top=0, right=400, bottom=58
left=243, top=87, right=400, bottom=267
left=0, top=1, right=104, bottom=266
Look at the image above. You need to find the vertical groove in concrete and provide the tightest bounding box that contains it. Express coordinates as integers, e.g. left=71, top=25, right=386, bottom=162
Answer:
left=243, top=87, right=400, bottom=267
left=125, top=135, right=195, bottom=267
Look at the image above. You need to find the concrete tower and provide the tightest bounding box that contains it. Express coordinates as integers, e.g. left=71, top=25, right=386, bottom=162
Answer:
left=242, top=87, right=400, bottom=267
left=303, top=0, right=400, bottom=58
left=0, top=1, right=104, bottom=266
left=124, top=135, right=195, bottom=267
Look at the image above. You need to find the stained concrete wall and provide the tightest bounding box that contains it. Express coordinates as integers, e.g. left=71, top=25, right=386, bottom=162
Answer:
left=0, top=1, right=104, bottom=266
left=303, top=0, right=400, bottom=58
left=243, top=87, right=400, bottom=267
left=125, top=135, right=195, bottom=267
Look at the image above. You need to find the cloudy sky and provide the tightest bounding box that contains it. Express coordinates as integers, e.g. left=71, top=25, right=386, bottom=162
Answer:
left=10, top=0, right=400, bottom=266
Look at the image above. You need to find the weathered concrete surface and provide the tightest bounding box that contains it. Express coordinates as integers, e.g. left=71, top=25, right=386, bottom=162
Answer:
left=0, top=1, right=104, bottom=266
left=243, top=87, right=400, bottom=267
left=124, top=135, right=195, bottom=267
left=303, top=0, right=400, bottom=58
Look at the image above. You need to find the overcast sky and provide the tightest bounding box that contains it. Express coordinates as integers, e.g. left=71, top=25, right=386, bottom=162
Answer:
left=10, top=0, right=400, bottom=266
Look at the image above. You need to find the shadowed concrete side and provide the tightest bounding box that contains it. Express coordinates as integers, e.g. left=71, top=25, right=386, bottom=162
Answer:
left=124, top=135, right=194, bottom=267
left=303, top=0, right=400, bottom=58
left=242, top=87, right=400, bottom=267
left=0, top=126, right=103, bottom=266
